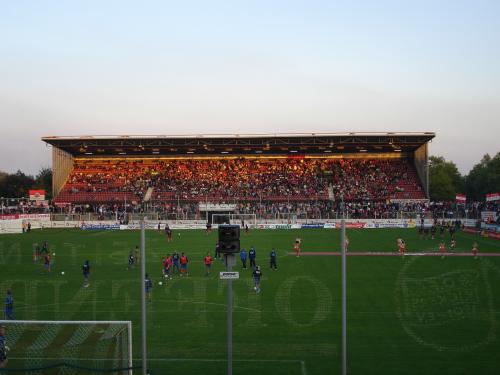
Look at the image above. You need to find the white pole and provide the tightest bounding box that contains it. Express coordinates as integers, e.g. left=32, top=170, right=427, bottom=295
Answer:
left=226, top=253, right=234, bottom=375
left=341, top=195, right=347, bottom=375
left=128, top=321, right=133, bottom=375
left=140, top=221, right=147, bottom=375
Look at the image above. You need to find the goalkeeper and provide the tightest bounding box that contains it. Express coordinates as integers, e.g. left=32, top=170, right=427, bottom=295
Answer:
left=0, top=325, right=9, bottom=368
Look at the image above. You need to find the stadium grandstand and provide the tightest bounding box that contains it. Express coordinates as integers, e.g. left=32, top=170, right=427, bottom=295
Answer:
left=42, top=132, right=435, bottom=221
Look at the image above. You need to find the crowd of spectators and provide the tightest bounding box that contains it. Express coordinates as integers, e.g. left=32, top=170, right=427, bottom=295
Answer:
left=0, top=198, right=52, bottom=215
left=63, top=160, right=154, bottom=200
left=328, top=159, right=424, bottom=200
left=56, top=157, right=425, bottom=203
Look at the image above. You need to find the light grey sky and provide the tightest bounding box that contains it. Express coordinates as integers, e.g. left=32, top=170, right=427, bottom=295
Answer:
left=1, top=0, right=499, bottom=176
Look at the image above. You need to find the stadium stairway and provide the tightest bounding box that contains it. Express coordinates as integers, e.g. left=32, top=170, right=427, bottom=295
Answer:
left=328, top=184, right=334, bottom=200
left=143, top=187, right=154, bottom=202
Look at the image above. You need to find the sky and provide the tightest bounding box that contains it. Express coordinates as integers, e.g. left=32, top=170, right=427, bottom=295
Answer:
left=0, top=0, right=499, bottom=176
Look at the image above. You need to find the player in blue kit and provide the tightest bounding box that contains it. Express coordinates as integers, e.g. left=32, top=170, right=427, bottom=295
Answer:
left=172, top=252, right=180, bottom=275
left=240, top=248, right=247, bottom=269
left=145, top=274, right=153, bottom=302
left=82, top=260, right=91, bottom=287
left=4, top=290, right=14, bottom=320
left=249, top=247, right=256, bottom=269
left=270, top=248, right=277, bottom=270
left=252, top=266, right=262, bottom=293
left=128, top=251, right=135, bottom=269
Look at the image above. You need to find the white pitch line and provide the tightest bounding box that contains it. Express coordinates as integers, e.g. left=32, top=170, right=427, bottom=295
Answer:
left=143, top=358, right=304, bottom=364
left=10, top=356, right=304, bottom=364
left=177, top=299, right=261, bottom=312
left=13, top=299, right=261, bottom=313
left=301, top=360, right=308, bottom=375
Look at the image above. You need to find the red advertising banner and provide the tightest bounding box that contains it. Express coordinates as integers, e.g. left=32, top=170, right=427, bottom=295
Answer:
left=463, top=228, right=479, bottom=235
left=0, top=214, right=50, bottom=221
left=455, top=194, right=466, bottom=202
left=29, top=189, right=45, bottom=201
left=54, top=202, right=70, bottom=207
left=345, top=222, right=366, bottom=229
left=486, top=192, right=500, bottom=202
left=482, top=230, right=500, bottom=240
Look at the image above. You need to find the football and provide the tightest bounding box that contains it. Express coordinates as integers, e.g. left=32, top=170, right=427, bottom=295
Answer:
left=158, top=281, right=163, bottom=286
left=61, top=271, right=65, bottom=275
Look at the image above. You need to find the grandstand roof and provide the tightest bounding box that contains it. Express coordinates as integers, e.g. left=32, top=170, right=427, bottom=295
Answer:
left=42, top=132, right=435, bottom=157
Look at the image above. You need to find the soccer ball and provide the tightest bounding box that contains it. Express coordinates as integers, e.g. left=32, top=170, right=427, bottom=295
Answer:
left=253, top=286, right=257, bottom=291
left=158, top=281, right=163, bottom=286
left=53, top=252, right=56, bottom=256
left=178, top=232, right=181, bottom=237
left=61, top=271, right=65, bottom=275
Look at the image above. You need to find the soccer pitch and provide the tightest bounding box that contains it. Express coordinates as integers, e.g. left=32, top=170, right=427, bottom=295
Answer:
left=1, top=228, right=500, bottom=375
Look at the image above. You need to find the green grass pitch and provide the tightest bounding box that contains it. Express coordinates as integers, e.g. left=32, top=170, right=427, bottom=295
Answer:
left=1, top=227, right=500, bottom=374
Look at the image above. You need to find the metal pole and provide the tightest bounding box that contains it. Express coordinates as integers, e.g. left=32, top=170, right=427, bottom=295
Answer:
left=226, top=254, right=233, bottom=375
left=341, top=194, right=347, bottom=375
left=140, top=220, right=147, bottom=375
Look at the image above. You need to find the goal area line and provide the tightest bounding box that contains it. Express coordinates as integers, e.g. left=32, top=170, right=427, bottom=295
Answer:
left=288, top=251, right=500, bottom=257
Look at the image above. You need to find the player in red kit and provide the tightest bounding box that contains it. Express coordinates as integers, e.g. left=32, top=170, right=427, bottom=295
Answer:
left=165, top=224, right=173, bottom=242
left=397, top=238, right=406, bottom=256
left=450, top=239, right=456, bottom=251
left=204, top=253, right=213, bottom=276
left=44, top=254, right=51, bottom=273
left=163, top=254, right=172, bottom=280
left=34, top=245, right=41, bottom=262
left=472, top=242, right=479, bottom=259
left=180, top=253, right=188, bottom=276
left=439, top=241, right=446, bottom=259
left=294, top=238, right=302, bottom=257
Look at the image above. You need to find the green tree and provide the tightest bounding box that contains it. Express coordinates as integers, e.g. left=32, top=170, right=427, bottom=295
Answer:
left=429, top=156, right=464, bottom=201
left=0, top=170, right=35, bottom=198
left=465, top=153, right=500, bottom=200
left=33, top=167, right=53, bottom=199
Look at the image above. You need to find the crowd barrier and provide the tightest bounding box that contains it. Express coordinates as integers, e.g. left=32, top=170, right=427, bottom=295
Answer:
left=34, top=218, right=425, bottom=231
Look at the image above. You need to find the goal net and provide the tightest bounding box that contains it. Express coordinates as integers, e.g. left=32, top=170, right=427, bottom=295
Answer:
left=0, top=219, right=23, bottom=234
left=212, top=213, right=257, bottom=227
left=0, top=320, right=133, bottom=374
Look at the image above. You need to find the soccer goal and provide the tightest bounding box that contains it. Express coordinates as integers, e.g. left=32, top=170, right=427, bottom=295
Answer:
left=212, top=213, right=257, bottom=227
left=0, top=219, right=23, bottom=234
left=0, top=320, right=133, bottom=374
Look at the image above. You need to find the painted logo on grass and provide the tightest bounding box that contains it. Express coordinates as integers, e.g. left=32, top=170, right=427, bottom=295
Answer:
left=395, top=257, right=496, bottom=351
left=275, top=276, right=332, bottom=327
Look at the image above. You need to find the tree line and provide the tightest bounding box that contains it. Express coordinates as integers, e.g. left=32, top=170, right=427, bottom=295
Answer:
left=0, top=153, right=498, bottom=202
left=0, top=168, right=52, bottom=200
left=429, top=152, right=499, bottom=201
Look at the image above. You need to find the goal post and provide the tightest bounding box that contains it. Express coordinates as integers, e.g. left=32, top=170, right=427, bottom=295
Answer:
left=0, top=320, right=134, bottom=374
left=212, top=213, right=257, bottom=227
